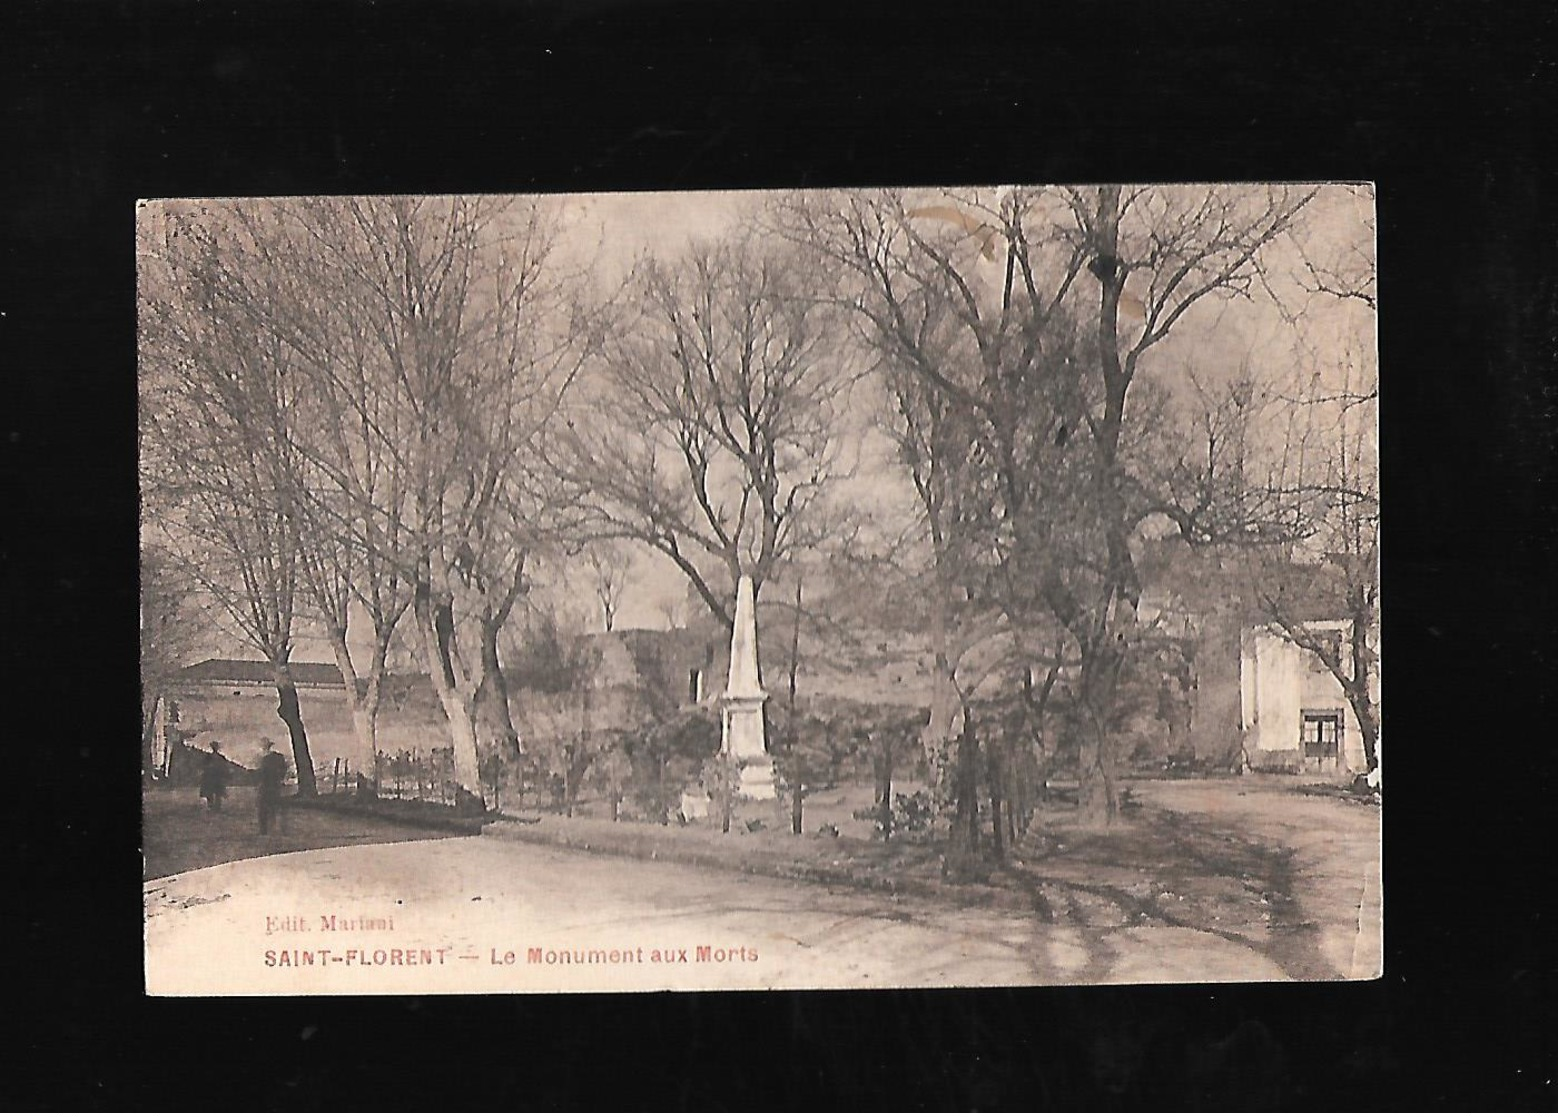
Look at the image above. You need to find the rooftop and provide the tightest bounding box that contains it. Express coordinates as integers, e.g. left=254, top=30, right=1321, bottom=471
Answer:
left=179, top=659, right=347, bottom=688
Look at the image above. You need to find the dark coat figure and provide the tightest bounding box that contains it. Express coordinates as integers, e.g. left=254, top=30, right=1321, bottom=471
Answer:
left=256, top=739, right=288, bottom=835
left=198, top=743, right=228, bottom=811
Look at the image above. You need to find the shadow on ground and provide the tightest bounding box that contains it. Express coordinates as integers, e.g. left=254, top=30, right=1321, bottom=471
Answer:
left=486, top=780, right=1363, bottom=982
left=1008, top=804, right=1335, bottom=980
left=143, top=786, right=462, bottom=880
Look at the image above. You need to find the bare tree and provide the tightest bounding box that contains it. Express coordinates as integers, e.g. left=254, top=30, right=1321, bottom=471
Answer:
left=139, top=209, right=322, bottom=792
left=878, top=359, right=1022, bottom=793
left=207, top=204, right=421, bottom=769
left=783, top=184, right=1316, bottom=826
left=292, top=508, right=412, bottom=770
left=144, top=197, right=595, bottom=804
left=582, top=541, right=632, bottom=632
left=656, top=593, right=689, bottom=631
left=1289, top=184, right=1377, bottom=312
left=1246, top=360, right=1380, bottom=778
left=275, top=196, right=595, bottom=803
left=566, top=234, right=857, bottom=628
left=1176, top=218, right=1380, bottom=781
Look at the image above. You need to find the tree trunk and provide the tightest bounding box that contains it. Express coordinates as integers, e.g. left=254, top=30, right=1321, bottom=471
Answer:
left=953, top=704, right=981, bottom=855
left=1353, top=689, right=1380, bottom=774
left=1076, top=723, right=1116, bottom=827
left=1012, top=761, right=1027, bottom=837
left=325, top=635, right=377, bottom=766
left=439, top=694, right=484, bottom=803
left=1076, top=647, right=1122, bottom=827
left=272, top=664, right=317, bottom=796
left=920, top=570, right=960, bottom=794
left=1068, top=185, right=1133, bottom=829
left=414, top=582, right=484, bottom=799
left=564, top=745, right=576, bottom=818
left=1348, top=602, right=1380, bottom=776
left=564, top=746, right=594, bottom=820
left=141, top=692, right=161, bottom=783
left=788, top=577, right=804, bottom=838
left=989, top=743, right=1005, bottom=863
left=474, top=613, right=522, bottom=758
left=878, top=734, right=895, bottom=842
left=326, top=630, right=384, bottom=771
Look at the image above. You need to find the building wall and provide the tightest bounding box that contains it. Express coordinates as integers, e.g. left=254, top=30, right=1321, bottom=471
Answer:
left=168, top=631, right=720, bottom=779
left=1240, top=625, right=1367, bottom=775
left=169, top=683, right=446, bottom=773
left=1190, top=615, right=1245, bottom=765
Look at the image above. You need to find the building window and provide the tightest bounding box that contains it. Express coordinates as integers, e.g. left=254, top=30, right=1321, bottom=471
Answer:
left=1300, top=710, right=1342, bottom=758
left=688, top=668, right=704, bottom=704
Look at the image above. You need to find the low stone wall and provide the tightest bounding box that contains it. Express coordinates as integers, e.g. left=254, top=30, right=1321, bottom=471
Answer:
left=289, top=793, right=488, bottom=835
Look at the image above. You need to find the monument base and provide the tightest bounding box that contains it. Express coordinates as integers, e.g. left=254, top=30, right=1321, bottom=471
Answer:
left=722, top=693, right=772, bottom=799
left=735, top=758, right=778, bottom=801
left=727, top=786, right=790, bottom=833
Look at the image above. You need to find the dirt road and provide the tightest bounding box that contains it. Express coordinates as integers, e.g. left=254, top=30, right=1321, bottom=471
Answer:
left=144, top=778, right=1378, bottom=993
left=1127, top=778, right=1382, bottom=980
left=145, top=835, right=1054, bottom=994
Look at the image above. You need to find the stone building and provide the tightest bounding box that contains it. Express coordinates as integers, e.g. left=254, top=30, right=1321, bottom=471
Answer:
left=149, top=658, right=444, bottom=776
left=152, top=629, right=722, bottom=782
left=1134, top=537, right=1378, bottom=779
left=1239, top=619, right=1378, bottom=776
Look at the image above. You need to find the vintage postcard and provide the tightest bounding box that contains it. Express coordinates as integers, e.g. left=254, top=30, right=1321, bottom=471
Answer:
left=140, top=185, right=1380, bottom=995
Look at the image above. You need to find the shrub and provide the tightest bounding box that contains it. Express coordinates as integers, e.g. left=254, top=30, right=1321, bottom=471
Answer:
left=853, top=789, right=935, bottom=842
left=889, top=790, right=936, bottom=840
left=624, top=708, right=720, bottom=823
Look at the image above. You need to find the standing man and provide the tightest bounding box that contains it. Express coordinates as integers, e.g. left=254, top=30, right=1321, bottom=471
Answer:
left=256, top=737, right=288, bottom=835
left=198, top=740, right=228, bottom=812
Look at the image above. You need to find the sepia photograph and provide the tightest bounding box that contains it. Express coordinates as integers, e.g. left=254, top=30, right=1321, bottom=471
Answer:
left=138, top=184, right=1380, bottom=995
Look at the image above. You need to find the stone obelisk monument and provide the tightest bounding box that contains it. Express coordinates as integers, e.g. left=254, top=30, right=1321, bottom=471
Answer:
left=721, top=574, right=776, bottom=800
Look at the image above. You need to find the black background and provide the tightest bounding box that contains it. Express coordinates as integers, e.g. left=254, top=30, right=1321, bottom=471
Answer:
left=3, top=0, right=1554, bottom=1109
